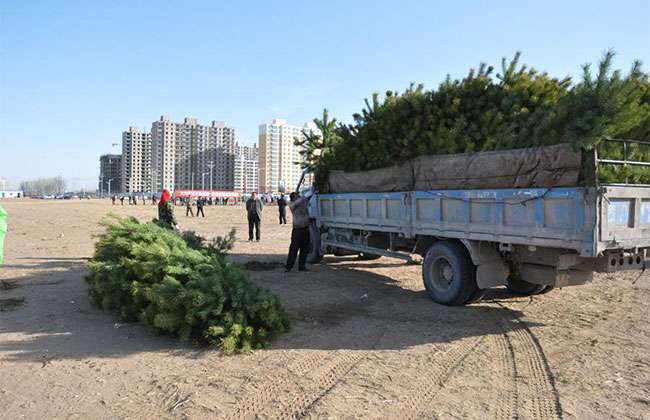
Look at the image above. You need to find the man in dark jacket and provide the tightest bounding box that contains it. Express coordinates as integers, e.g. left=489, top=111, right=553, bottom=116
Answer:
left=246, top=192, right=263, bottom=241
left=285, top=192, right=311, bottom=272
left=278, top=193, right=287, bottom=224
left=196, top=196, right=205, bottom=218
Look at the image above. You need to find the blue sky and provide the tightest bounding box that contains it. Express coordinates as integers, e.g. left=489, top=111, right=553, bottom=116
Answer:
left=1, top=0, right=648, bottom=190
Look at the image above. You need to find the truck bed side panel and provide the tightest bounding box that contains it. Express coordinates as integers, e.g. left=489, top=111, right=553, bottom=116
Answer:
left=316, top=188, right=598, bottom=256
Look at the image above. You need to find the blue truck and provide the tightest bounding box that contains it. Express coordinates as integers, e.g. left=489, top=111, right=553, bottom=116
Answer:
left=299, top=140, right=650, bottom=306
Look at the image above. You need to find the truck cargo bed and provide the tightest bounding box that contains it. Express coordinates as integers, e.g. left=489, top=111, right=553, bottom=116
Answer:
left=315, top=186, right=650, bottom=258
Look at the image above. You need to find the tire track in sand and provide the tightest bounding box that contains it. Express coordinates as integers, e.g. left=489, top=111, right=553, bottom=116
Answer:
left=490, top=330, right=519, bottom=420
left=225, top=329, right=386, bottom=419
left=505, top=317, right=563, bottom=419
left=225, top=308, right=560, bottom=419
left=287, top=329, right=391, bottom=419
left=223, top=350, right=333, bottom=419
left=381, top=335, right=485, bottom=419
left=489, top=301, right=562, bottom=420
left=382, top=308, right=561, bottom=420
left=279, top=350, right=368, bottom=419
left=137, top=350, right=299, bottom=417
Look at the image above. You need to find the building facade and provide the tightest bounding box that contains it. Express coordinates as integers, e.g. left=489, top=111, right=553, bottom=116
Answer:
left=99, top=154, right=122, bottom=195
left=203, top=120, right=236, bottom=190
left=234, top=142, right=259, bottom=193
left=150, top=116, right=236, bottom=191
left=121, top=127, right=152, bottom=193
left=258, top=119, right=309, bottom=193
left=151, top=116, right=177, bottom=192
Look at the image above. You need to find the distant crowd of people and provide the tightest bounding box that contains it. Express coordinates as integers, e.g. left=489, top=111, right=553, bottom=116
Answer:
left=4, top=192, right=308, bottom=273
left=110, top=194, right=152, bottom=206
left=153, top=189, right=313, bottom=273
left=111, top=194, right=236, bottom=209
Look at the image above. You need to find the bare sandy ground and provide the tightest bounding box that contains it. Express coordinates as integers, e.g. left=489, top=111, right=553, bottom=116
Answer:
left=0, top=199, right=648, bottom=419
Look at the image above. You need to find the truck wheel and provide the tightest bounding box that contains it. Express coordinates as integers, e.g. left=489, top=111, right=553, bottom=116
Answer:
left=307, top=223, right=322, bottom=264
left=506, top=275, right=547, bottom=296
left=422, top=241, right=478, bottom=306
left=538, top=285, right=555, bottom=295
left=465, top=288, right=486, bottom=304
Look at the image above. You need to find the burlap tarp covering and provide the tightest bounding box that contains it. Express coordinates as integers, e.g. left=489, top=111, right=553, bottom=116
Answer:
left=327, top=143, right=584, bottom=193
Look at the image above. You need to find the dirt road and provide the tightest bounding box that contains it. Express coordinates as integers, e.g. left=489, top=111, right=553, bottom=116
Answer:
left=1, top=199, right=648, bottom=419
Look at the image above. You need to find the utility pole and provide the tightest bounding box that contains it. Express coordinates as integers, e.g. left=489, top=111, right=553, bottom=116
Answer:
left=201, top=172, right=209, bottom=190
left=99, top=175, right=103, bottom=196
left=108, top=178, right=114, bottom=196
left=207, top=162, right=215, bottom=191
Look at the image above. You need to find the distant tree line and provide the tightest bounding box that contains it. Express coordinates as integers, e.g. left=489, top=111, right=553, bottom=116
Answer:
left=20, top=176, right=67, bottom=196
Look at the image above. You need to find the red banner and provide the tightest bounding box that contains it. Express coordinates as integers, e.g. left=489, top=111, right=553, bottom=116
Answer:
left=174, top=190, right=242, bottom=199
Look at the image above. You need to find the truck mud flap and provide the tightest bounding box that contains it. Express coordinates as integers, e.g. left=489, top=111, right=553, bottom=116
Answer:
left=520, top=263, right=592, bottom=288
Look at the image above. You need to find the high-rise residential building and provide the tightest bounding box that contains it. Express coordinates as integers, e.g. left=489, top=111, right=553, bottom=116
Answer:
left=206, top=120, right=236, bottom=190
left=234, top=142, right=259, bottom=193
left=174, top=117, right=205, bottom=190
left=150, top=116, right=236, bottom=191
left=121, top=127, right=152, bottom=193
left=151, top=116, right=177, bottom=192
left=236, top=141, right=259, bottom=160
left=99, top=154, right=122, bottom=194
left=258, top=119, right=311, bottom=193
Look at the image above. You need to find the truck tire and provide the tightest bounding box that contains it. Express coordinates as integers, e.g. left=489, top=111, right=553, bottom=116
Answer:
left=306, top=222, right=322, bottom=264
left=465, top=287, right=486, bottom=304
left=422, top=241, right=478, bottom=306
left=538, top=285, right=555, bottom=294
left=506, top=275, right=547, bottom=295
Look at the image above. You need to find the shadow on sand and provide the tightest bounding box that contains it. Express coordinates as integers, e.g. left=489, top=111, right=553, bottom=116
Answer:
left=0, top=253, right=538, bottom=362
left=1, top=256, right=90, bottom=271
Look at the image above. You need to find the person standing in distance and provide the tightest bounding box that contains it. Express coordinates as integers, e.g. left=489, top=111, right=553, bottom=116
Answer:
left=278, top=193, right=287, bottom=225
left=285, top=192, right=311, bottom=272
left=246, top=191, right=263, bottom=242
left=196, top=196, right=206, bottom=218
left=157, top=189, right=178, bottom=231
left=185, top=198, right=194, bottom=217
